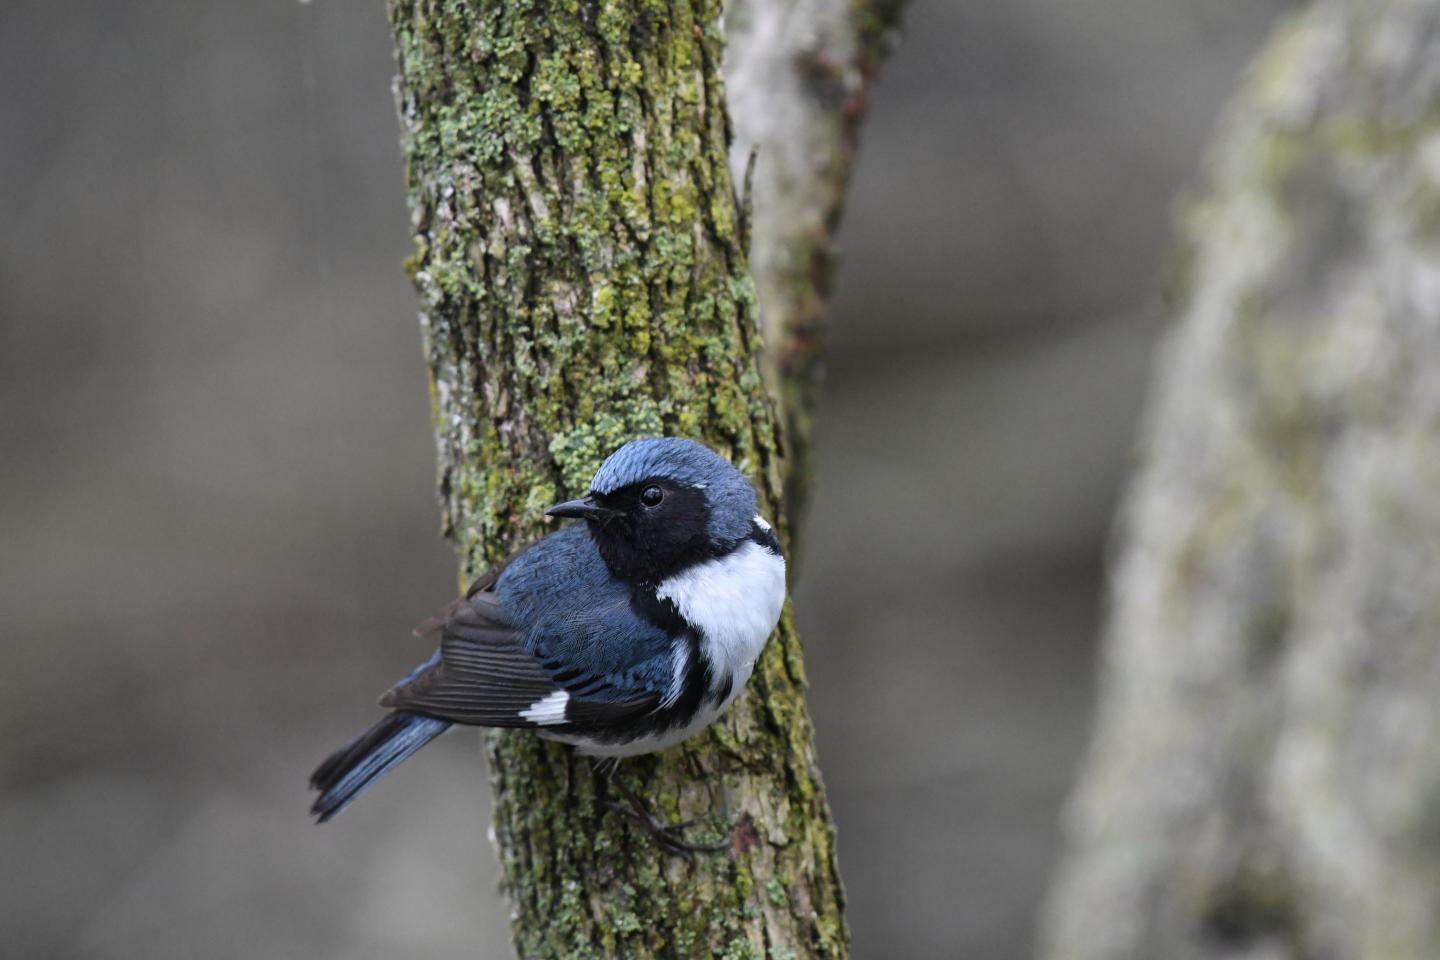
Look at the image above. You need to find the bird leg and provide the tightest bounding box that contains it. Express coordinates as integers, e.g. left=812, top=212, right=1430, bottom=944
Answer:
left=591, top=758, right=728, bottom=856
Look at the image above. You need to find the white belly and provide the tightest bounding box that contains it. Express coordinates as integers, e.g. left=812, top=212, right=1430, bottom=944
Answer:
left=656, top=537, right=787, bottom=691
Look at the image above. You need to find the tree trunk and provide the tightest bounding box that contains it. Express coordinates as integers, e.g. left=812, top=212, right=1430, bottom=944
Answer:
left=1042, top=2, right=1440, bottom=959
left=387, top=2, right=892, bottom=956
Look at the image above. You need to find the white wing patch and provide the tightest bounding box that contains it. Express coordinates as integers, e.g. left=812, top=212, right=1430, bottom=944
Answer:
left=656, top=536, right=786, bottom=693
left=519, top=690, right=570, bottom=725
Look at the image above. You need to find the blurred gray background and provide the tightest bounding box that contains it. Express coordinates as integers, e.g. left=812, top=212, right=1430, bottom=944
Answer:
left=0, top=2, right=1289, bottom=958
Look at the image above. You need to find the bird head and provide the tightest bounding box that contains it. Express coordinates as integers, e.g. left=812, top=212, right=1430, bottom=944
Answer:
left=546, top=437, right=759, bottom=582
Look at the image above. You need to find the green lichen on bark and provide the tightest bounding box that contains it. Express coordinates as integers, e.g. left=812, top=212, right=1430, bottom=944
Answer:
left=387, top=1, right=846, bottom=956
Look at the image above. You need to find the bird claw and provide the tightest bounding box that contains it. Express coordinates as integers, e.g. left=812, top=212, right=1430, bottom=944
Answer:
left=600, top=799, right=727, bottom=856
left=592, top=757, right=729, bottom=856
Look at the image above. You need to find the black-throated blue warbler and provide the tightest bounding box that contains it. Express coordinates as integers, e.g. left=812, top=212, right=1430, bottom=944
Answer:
left=309, top=437, right=786, bottom=851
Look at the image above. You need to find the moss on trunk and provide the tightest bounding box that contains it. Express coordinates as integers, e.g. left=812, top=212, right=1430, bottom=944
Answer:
left=388, top=1, right=846, bottom=955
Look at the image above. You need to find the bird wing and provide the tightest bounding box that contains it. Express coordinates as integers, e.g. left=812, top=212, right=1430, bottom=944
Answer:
left=383, top=592, right=662, bottom=729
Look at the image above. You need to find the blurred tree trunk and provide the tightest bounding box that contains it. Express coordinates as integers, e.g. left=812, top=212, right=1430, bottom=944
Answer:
left=1042, top=2, right=1440, bottom=959
left=387, top=1, right=897, bottom=957
left=724, top=0, right=902, bottom=528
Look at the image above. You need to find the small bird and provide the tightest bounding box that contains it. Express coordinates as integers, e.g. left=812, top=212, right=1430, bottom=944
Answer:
left=309, top=437, right=786, bottom=852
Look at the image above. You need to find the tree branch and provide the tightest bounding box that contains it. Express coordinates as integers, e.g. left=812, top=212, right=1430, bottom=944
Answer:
left=724, top=0, right=904, bottom=528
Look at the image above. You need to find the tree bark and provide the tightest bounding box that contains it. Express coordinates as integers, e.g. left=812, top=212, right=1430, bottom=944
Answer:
left=386, top=2, right=889, bottom=956
left=1042, top=2, right=1440, bottom=959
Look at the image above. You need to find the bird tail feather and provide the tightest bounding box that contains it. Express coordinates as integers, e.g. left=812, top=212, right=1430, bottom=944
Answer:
left=309, top=711, right=450, bottom=822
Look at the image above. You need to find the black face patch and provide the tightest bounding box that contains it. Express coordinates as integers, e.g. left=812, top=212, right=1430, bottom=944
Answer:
left=588, top=480, right=715, bottom=583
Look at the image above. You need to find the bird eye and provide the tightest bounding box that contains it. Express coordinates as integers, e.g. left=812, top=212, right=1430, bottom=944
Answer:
left=640, top=485, right=664, bottom=507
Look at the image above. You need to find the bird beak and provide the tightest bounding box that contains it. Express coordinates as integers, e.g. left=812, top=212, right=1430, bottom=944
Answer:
left=545, top=495, right=617, bottom=522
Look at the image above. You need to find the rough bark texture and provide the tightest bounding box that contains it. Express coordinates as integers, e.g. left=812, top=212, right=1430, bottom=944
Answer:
left=1042, top=2, right=1440, bottom=959
left=387, top=2, right=849, bottom=956
left=723, top=0, right=903, bottom=526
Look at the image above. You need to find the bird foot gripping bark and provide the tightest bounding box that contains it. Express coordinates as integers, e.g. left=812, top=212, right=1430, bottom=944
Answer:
left=594, top=759, right=729, bottom=857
